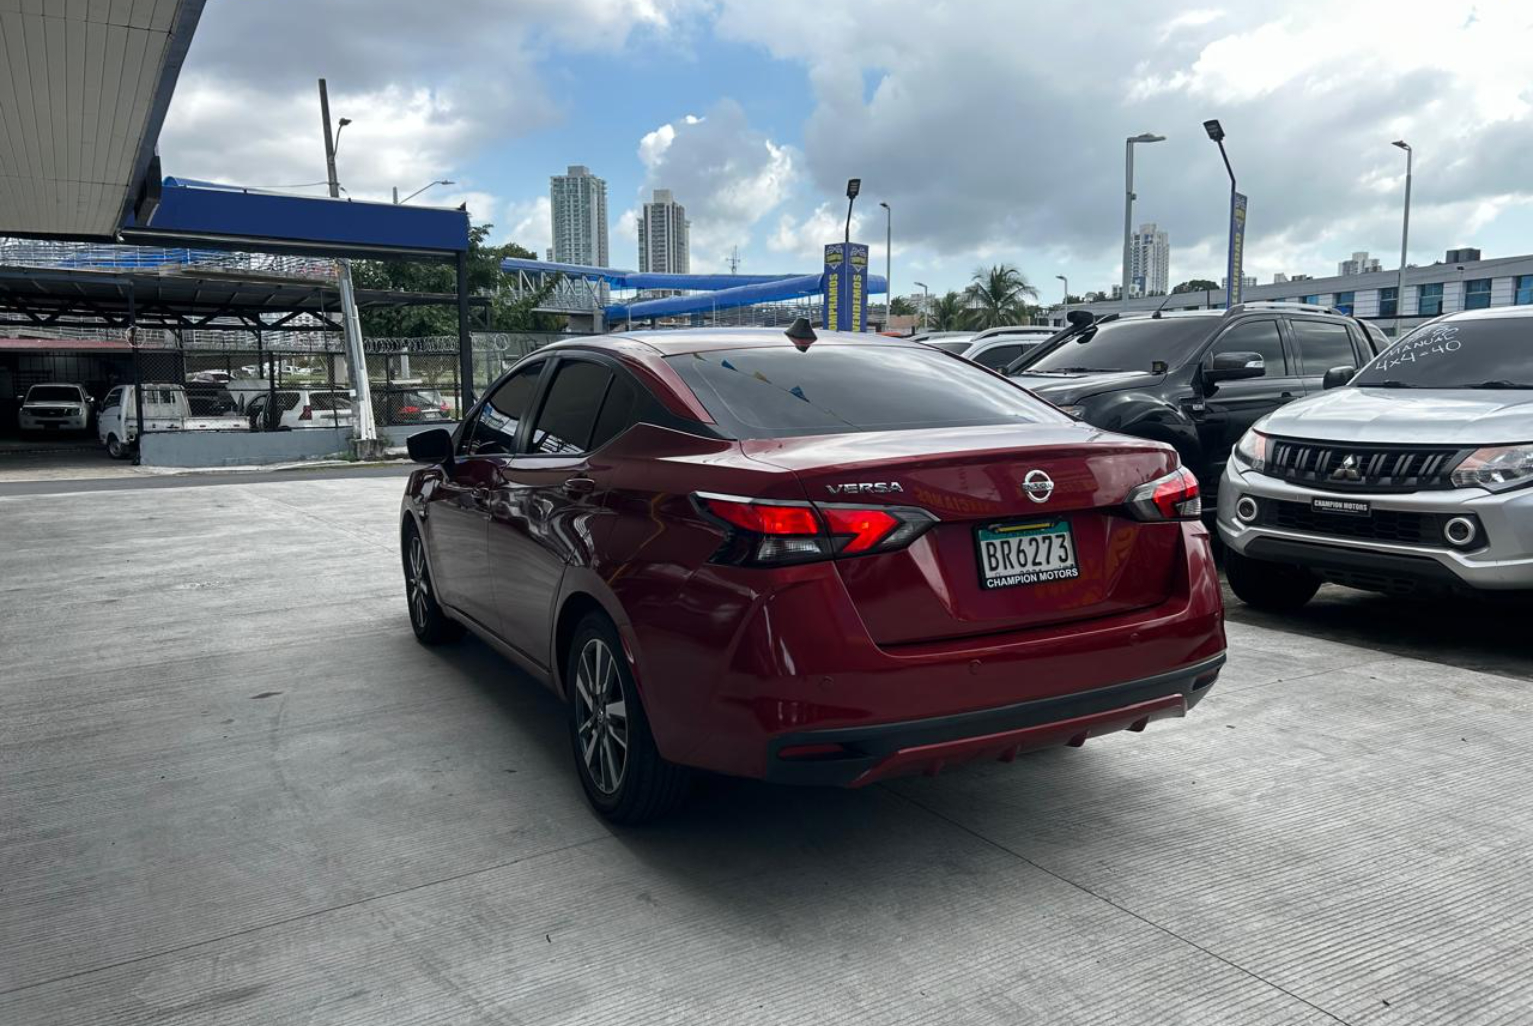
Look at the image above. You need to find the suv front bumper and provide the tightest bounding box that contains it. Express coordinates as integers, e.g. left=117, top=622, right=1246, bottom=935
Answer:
left=1218, top=461, right=1533, bottom=591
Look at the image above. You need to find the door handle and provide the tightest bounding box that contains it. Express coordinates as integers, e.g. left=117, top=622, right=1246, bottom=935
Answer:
left=562, top=476, right=597, bottom=498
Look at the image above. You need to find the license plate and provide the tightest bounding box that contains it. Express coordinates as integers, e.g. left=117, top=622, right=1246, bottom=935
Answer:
left=1312, top=497, right=1371, bottom=516
left=976, top=519, right=1080, bottom=590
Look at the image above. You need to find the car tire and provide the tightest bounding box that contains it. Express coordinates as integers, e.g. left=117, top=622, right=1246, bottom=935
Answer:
left=105, top=434, right=128, bottom=460
left=1225, top=548, right=1320, bottom=611
left=567, top=613, right=691, bottom=825
left=401, top=522, right=464, bottom=645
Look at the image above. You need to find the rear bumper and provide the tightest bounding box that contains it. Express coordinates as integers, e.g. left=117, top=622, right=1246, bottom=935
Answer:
left=764, top=654, right=1224, bottom=786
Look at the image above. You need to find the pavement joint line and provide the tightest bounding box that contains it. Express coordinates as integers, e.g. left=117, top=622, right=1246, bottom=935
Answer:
left=1213, top=661, right=1375, bottom=695
left=883, top=786, right=1357, bottom=1026
left=0, top=831, right=616, bottom=1000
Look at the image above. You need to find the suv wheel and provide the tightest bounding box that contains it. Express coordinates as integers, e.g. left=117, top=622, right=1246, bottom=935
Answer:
left=402, top=523, right=464, bottom=645
left=1226, top=548, right=1320, bottom=611
left=567, top=613, right=690, bottom=824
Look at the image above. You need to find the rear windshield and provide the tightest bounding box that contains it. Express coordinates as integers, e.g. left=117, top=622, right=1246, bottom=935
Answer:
left=309, top=393, right=352, bottom=411
left=666, top=344, right=1066, bottom=439
left=1353, top=317, right=1533, bottom=388
left=27, top=385, right=80, bottom=401
left=1021, top=318, right=1215, bottom=374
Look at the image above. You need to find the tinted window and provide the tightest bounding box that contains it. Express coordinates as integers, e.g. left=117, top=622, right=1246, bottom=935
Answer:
left=1419, top=283, right=1444, bottom=316
left=309, top=393, right=351, bottom=411
left=1465, top=279, right=1492, bottom=310
left=971, top=343, right=1030, bottom=369
left=27, top=385, right=80, bottom=402
left=529, top=360, right=611, bottom=454
left=1209, top=319, right=1286, bottom=375
left=1355, top=317, right=1533, bottom=388
left=1379, top=286, right=1399, bottom=318
left=667, top=344, right=1066, bottom=439
left=1024, top=318, right=1214, bottom=373
left=464, top=364, right=542, bottom=455
left=929, top=340, right=973, bottom=354
left=1290, top=320, right=1356, bottom=374
left=589, top=371, right=640, bottom=451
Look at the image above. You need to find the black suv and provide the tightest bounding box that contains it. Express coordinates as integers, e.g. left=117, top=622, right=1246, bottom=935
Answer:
left=1008, top=304, right=1384, bottom=509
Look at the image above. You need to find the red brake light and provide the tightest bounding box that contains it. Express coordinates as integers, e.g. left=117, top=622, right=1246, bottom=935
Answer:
left=401, top=405, right=421, bottom=414
left=1127, top=466, right=1201, bottom=521
left=693, top=494, right=937, bottom=567
left=698, top=497, right=820, bottom=536
left=820, top=506, right=900, bottom=553
left=299, top=405, right=313, bottom=420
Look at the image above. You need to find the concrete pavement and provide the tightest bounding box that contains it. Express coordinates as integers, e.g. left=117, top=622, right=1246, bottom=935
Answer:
left=2, top=476, right=1530, bottom=1024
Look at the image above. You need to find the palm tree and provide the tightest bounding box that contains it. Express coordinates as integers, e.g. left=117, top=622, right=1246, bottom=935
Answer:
left=963, top=264, right=1039, bottom=329
left=928, top=291, right=971, bottom=331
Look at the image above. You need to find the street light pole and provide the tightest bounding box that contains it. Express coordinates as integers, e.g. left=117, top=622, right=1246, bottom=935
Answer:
left=1203, top=120, right=1240, bottom=308
left=1056, top=274, right=1069, bottom=326
left=396, top=179, right=456, bottom=205
left=1393, top=140, right=1412, bottom=332
left=1122, top=133, right=1165, bottom=309
left=844, top=178, right=861, bottom=246
left=914, top=281, right=929, bottom=332
left=879, top=201, right=891, bottom=325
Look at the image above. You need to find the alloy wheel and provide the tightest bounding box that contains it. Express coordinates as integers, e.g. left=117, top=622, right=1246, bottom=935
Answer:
left=574, top=637, right=629, bottom=795
left=406, top=535, right=431, bottom=630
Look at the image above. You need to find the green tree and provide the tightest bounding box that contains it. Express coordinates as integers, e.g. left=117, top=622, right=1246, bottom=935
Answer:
left=888, top=295, right=918, bottom=316
left=352, top=224, right=565, bottom=337
left=927, top=291, right=971, bottom=331
left=962, top=264, right=1039, bottom=328
left=1171, top=278, right=1220, bottom=294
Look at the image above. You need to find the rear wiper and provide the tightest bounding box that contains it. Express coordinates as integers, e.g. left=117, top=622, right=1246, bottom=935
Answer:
left=1457, top=380, right=1533, bottom=389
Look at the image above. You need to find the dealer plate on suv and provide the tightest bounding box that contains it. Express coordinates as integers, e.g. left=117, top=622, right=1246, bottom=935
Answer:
left=1312, top=497, right=1371, bottom=517
left=976, top=519, right=1079, bottom=590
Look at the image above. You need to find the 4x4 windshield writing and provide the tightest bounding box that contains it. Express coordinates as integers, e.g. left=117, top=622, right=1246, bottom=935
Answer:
left=667, top=345, right=1064, bottom=439
left=1024, top=319, right=1213, bottom=374
left=1354, top=319, right=1533, bottom=388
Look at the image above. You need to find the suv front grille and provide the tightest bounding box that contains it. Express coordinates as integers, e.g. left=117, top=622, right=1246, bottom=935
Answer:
left=1256, top=500, right=1481, bottom=549
left=1266, top=438, right=1466, bottom=492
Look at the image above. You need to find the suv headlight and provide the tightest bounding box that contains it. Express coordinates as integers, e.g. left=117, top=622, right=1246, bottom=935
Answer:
left=1451, top=444, right=1533, bottom=492
left=1232, top=428, right=1268, bottom=473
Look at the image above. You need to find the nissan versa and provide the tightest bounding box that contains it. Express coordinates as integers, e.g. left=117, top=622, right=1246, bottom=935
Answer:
left=1220, top=307, right=1533, bottom=607
left=399, top=326, right=1227, bottom=822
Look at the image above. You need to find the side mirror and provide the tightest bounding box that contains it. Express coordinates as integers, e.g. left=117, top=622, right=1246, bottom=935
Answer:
left=1205, top=351, right=1265, bottom=384
left=1322, top=365, right=1356, bottom=390
left=406, top=427, right=454, bottom=465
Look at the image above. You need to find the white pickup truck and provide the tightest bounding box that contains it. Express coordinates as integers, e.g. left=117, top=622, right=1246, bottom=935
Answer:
left=97, top=383, right=245, bottom=459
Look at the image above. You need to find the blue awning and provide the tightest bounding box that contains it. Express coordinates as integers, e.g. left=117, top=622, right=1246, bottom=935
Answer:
left=606, top=273, right=888, bottom=321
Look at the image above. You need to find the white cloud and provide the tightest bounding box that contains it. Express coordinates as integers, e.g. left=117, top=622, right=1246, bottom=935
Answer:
left=504, top=196, right=552, bottom=253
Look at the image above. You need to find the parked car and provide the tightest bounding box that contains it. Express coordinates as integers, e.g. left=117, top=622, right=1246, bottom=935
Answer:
left=97, top=383, right=246, bottom=458
left=952, top=325, right=1059, bottom=370
left=1219, top=307, right=1533, bottom=607
left=398, top=326, right=1226, bottom=822
left=1009, top=303, right=1379, bottom=514
left=17, top=383, right=91, bottom=434
left=376, top=387, right=450, bottom=426
left=247, top=388, right=354, bottom=431
left=184, top=383, right=239, bottom=417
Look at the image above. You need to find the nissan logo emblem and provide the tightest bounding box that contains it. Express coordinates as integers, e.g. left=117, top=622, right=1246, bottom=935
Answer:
left=1022, top=469, right=1055, bottom=503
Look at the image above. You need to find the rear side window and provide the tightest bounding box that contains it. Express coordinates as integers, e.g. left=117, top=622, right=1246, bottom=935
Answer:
left=1209, top=319, right=1286, bottom=375
left=465, top=363, right=542, bottom=455
left=530, top=361, right=612, bottom=454
left=666, top=344, right=1066, bottom=439
left=309, top=393, right=350, bottom=411
left=589, top=371, right=640, bottom=451
left=971, top=343, right=1029, bottom=370
left=1291, top=319, right=1357, bottom=374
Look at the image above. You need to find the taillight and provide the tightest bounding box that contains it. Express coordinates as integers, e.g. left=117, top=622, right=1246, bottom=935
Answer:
left=401, top=405, right=421, bottom=414
left=693, top=493, right=937, bottom=567
left=299, top=405, right=313, bottom=420
left=1126, top=466, right=1201, bottom=521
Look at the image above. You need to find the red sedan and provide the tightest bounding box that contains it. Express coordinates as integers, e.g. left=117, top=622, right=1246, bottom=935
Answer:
left=400, top=326, right=1225, bottom=822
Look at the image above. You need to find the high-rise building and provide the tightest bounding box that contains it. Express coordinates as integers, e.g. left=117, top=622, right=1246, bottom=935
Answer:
left=1129, top=223, right=1170, bottom=297
left=637, top=189, right=689, bottom=274
left=549, top=165, right=609, bottom=267
left=1338, top=251, right=1382, bottom=276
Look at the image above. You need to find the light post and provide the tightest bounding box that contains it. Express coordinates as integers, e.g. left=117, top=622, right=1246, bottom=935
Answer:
left=394, top=179, right=455, bottom=204
left=879, top=200, right=891, bottom=325
left=913, top=280, right=929, bottom=332
left=1393, top=140, right=1412, bottom=332
left=1203, top=119, right=1243, bottom=309
left=1056, top=274, right=1069, bottom=326
left=844, top=178, right=861, bottom=246
left=1122, top=133, right=1166, bottom=309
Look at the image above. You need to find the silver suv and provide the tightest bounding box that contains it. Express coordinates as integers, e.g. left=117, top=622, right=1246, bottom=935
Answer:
left=1218, top=306, right=1533, bottom=607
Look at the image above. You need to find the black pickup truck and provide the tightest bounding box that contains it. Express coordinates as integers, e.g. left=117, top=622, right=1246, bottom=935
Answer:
left=1008, top=304, right=1386, bottom=509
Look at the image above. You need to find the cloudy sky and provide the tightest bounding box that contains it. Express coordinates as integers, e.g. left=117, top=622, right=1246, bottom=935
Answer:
left=159, top=0, right=1533, bottom=298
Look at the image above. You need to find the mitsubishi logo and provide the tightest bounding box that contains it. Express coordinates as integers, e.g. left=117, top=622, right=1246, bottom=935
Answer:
left=1331, top=454, right=1362, bottom=482
left=1022, top=469, right=1055, bottom=503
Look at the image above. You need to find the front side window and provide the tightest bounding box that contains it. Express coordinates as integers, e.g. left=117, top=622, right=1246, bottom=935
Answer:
left=529, top=360, right=613, bottom=454
left=1290, top=320, right=1356, bottom=374
left=1419, top=283, right=1444, bottom=316
left=463, top=363, right=542, bottom=455
left=669, top=344, right=1068, bottom=440
left=1355, top=317, right=1533, bottom=388
left=102, top=388, right=122, bottom=411
left=1465, top=278, right=1492, bottom=310
left=1334, top=291, right=1355, bottom=316
left=1209, top=319, right=1286, bottom=375
left=1378, top=286, right=1399, bottom=318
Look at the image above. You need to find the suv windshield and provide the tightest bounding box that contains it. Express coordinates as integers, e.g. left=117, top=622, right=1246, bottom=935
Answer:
left=1353, top=317, right=1533, bottom=388
left=667, top=344, right=1066, bottom=438
left=27, top=385, right=80, bottom=402
left=1021, top=318, right=1215, bottom=374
